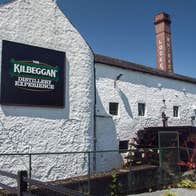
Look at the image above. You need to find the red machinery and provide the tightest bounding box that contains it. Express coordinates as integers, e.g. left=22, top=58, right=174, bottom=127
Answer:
left=128, top=126, right=196, bottom=171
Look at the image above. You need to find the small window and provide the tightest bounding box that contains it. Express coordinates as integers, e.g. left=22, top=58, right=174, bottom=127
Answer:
left=173, top=106, right=179, bottom=117
left=119, top=140, right=129, bottom=151
left=109, top=102, right=118, bottom=115
left=138, top=103, right=145, bottom=116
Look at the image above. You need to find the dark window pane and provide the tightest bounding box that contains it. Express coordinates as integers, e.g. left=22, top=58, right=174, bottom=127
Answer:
left=109, top=102, right=118, bottom=115
left=138, top=103, right=145, bottom=116
left=173, top=106, right=179, bottom=117
left=119, top=140, right=129, bottom=150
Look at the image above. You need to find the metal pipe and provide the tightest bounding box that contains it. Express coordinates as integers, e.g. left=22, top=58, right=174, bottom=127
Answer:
left=29, top=154, right=32, bottom=179
left=93, top=56, right=97, bottom=172
left=29, top=154, right=32, bottom=191
left=88, top=152, right=91, bottom=195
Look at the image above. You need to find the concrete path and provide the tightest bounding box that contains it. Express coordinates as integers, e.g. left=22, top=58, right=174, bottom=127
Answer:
left=129, top=188, right=196, bottom=196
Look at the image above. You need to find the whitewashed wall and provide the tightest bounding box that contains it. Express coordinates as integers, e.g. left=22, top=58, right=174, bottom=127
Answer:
left=0, top=0, right=94, bottom=184
left=96, top=63, right=196, bottom=171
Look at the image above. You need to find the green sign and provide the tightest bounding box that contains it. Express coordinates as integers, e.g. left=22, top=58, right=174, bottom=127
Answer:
left=10, top=59, right=59, bottom=81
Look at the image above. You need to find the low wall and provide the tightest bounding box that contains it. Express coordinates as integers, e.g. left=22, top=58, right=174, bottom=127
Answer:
left=32, top=165, right=160, bottom=196
left=0, top=165, right=169, bottom=196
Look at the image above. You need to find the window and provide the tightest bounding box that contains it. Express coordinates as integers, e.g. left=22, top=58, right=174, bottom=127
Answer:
left=173, top=106, right=179, bottom=117
left=138, top=103, right=145, bottom=116
left=119, top=140, right=129, bottom=151
left=109, top=102, right=118, bottom=115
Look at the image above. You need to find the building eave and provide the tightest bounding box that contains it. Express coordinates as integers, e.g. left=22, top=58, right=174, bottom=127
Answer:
left=95, top=54, right=196, bottom=85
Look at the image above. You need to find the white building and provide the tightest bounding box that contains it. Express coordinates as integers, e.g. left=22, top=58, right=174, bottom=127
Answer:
left=95, top=53, right=196, bottom=149
left=0, top=0, right=94, bottom=184
left=0, top=0, right=195, bottom=184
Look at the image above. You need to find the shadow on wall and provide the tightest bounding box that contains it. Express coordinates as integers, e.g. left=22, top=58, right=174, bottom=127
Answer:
left=96, top=92, right=123, bottom=172
left=1, top=57, right=70, bottom=120
left=117, top=88, right=133, bottom=119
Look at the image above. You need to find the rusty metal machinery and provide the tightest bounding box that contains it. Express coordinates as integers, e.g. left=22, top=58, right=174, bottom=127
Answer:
left=125, top=126, right=196, bottom=171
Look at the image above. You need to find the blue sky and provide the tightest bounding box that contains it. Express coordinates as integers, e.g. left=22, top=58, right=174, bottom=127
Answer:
left=1, top=0, right=196, bottom=78
left=57, top=0, right=196, bottom=78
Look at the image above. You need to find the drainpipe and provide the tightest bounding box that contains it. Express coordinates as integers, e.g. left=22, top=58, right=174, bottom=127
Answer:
left=93, top=56, right=97, bottom=172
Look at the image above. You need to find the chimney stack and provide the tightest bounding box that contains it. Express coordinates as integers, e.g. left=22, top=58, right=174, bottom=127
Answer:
left=154, top=13, right=174, bottom=73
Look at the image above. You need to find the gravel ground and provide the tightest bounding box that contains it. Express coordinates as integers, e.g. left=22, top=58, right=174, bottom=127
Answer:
left=129, top=188, right=196, bottom=196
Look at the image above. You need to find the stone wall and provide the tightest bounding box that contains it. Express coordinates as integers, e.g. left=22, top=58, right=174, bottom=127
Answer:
left=0, top=0, right=94, bottom=185
left=96, top=62, right=196, bottom=170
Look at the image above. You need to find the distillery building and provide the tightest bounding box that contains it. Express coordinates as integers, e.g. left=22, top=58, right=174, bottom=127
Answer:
left=95, top=13, right=196, bottom=170
left=0, top=0, right=195, bottom=184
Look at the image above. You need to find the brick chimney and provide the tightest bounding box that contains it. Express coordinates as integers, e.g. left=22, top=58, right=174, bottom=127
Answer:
left=154, top=13, right=174, bottom=73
